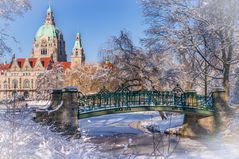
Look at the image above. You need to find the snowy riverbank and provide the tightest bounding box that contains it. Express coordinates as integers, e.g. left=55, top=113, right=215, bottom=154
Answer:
left=0, top=110, right=238, bottom=159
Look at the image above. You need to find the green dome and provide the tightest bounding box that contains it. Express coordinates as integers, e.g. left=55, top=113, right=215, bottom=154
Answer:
left=35, top=24, right=61, bottom=40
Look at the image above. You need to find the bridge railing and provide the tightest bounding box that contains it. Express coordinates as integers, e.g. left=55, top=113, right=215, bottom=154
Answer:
left=78, top=87, right=213, bottom=113
left=196, top=95, right=213, bottom=110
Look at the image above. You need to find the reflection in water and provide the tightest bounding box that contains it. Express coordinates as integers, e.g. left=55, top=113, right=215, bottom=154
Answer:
left=89, top=133, right=180, bottom=159
left=151, top=134, right=180, bottom=159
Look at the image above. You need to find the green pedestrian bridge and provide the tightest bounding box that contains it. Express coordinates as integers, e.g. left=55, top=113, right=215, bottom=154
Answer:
left=35, top=85, right=228, bottom=137
left=78, top=85, right=213, bottom=119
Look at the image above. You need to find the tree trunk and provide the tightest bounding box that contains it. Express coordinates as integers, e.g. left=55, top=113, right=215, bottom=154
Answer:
left=159, top=111, right=167, bottom=120
left=221, top=29, right=232, bottom=112
left=204, top=62, right=208, bottom=97
left=185, top=81, right=194, bottom=90
left=222, top=64, right=232, bottom=113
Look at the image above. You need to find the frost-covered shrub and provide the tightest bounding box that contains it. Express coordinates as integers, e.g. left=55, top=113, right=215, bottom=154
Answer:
left=0, top=111, right=106, bottom=159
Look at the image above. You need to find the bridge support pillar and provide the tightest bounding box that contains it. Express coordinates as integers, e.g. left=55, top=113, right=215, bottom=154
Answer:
left=181, top=90, right=215, bottom=137
left=182, top=115, right=215, bottom=137
left=34, top=87, right=80, bottom=138
left=212, top=87, right=230, bottom=132
left=55, top=87, right=80, bottom=136
left=182, top=88, right=230, bottom=137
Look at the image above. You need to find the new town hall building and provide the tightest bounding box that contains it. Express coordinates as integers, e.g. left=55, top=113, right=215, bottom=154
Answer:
left=0, top=7, right=85, bottom=100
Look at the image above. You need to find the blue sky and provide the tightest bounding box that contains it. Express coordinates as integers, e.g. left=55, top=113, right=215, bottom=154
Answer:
left=5, top=0, right=145, bottom=63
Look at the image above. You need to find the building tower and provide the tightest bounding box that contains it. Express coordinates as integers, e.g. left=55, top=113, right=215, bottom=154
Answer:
left=31, top=6, right=67, bottom=62
left=71, top=33, right=85, bottom=67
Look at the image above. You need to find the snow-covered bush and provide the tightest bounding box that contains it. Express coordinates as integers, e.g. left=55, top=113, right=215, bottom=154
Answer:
left=0, top=110, right=106, bottom=159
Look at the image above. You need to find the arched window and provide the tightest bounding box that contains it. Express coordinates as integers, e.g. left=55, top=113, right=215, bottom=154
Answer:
left=25, top=66, right=29, bottom=71
left=4, top=80, right=7, bottom=89
left=75, top=50, right=78, bottom=56
left=41, top=39, right=47, bottom=47
left=41, top=39, right=48, bottom=55
left=24, top=91, right=29, bottom=98
left=23, top=79, right=30, bottom=88
left=41, top=48, right=47, bottom=55
left=12, top=79, right=18, bottom=89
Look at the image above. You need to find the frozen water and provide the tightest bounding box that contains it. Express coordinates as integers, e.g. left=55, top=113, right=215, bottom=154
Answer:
left=80, top=111, right=160, bottom=136
left=79, top=111, right=239, bottom=159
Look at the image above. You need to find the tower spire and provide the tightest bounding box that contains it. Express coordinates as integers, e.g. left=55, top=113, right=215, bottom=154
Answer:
left=48, top=0, right=51, bottom=9
left=74, top=33, right=82, bottom=49
left=45, top=1, right=55, bottom=25
left=71, top=32, right=85, bottom=66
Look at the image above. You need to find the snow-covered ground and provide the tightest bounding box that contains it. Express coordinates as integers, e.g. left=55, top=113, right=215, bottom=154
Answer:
left=0, top=104, right=8, bottom=109
left=27, top=100, right=51, bottom=108
left=0, top=109, right=238, bottom=159
left=0, top=111, right=108, bottom=159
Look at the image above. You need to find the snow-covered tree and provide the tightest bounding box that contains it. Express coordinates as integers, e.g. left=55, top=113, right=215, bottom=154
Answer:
left=101, top=31, right=180, bottom=91
left=0, top=0, right=31, bottom=56
left=141, top=0, right=239, bottom=103
left=35, top=63, right=65, bottom=100
left=64, top=63, right=112, bottom=94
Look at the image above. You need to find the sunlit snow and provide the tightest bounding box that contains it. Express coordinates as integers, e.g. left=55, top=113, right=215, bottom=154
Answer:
left=0, top=108, right=238, bottom=159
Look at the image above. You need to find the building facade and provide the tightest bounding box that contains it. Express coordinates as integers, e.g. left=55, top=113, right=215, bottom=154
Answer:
left=0, top=7, right=85, bottom=100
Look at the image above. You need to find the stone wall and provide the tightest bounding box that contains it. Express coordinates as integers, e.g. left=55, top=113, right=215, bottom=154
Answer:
left=34, top=87, right=79, bottom=136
